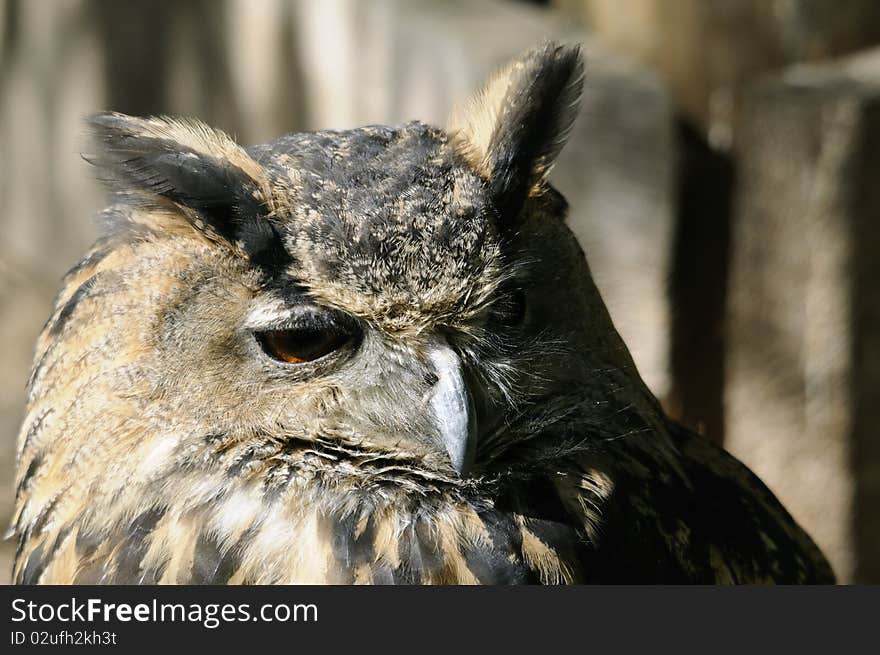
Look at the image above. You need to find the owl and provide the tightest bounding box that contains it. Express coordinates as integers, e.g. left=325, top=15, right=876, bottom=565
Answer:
left=10, top=43, right=833, bottom=584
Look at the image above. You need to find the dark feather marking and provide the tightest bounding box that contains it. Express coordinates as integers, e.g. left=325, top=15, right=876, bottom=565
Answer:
left=521, top=515, right=589, bottom=577
left=88, top=114, right=263, bottom=221
left=393, top=520, right=443, bottom=584
left=209, top=529, right=254, bottom=584
left=26, top=348, right=52, bottom=398
left=463, top=511, right=537, bottom=585
left=20, top=543, right=46, bottom=584
left=48, top=274, right=101, bottom=336
left=396, top=527, right=424, bottom=584
left=390, top=563, right=419, bottom=585
left=325, top=513, right=356, bottom=583
left=15, top=454, right=43, bottom=498
left=111, top=506, right=165, bottom=583
left=226, top=442, right=266, bottom=477
left=88, top=113, right=291, bottom=276
left=338, top=512, right=377, bottom=566
left=74, top=527, right=103, bottom=562
left=483, top=43, right=583, bottom=222
left=234, top=217, right=292, bottom=276
left=29, top=496, right=60, bottom=537
left=330, top=513, right=356, bottom=569
left=70, top=524, right=108, bottom=584
left=37, top=526, right=73, bottom=577
left=412, top=519, right=444, bottom=576
left=14, top=526, right=30, bottom=566
left=203, top=431, right=229, bottom=444
left=19, top=407, right=54, bottom=455
left=61, top=240, right=112, bottom=283
left=36, top=241, right=111, bottom=340
left=325, top=511, right=378, bottom=583
left=189, top=530, right=227, bottom=584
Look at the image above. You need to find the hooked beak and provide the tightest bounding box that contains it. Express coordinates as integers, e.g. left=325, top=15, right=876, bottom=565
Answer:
left=426, top=343, right=477, bottom=477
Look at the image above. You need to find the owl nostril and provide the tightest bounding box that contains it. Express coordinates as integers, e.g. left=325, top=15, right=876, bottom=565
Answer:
left=424, top=371, right=440, bottom=386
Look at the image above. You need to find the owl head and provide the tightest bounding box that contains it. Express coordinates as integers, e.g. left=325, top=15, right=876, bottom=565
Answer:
left=15, top=45, right=656, bottom=579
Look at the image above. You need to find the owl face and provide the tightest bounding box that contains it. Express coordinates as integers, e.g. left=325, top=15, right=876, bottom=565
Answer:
left=53, top=43, right=596, bottom=489
left=117, top=122, right=517, bottom=480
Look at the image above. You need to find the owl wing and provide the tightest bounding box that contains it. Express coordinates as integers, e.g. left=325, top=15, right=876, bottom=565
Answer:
left=553, top=420, right=836, bottom=583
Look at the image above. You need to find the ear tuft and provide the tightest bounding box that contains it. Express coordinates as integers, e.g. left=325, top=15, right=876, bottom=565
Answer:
left=86, top=112, right=275, bottom=246
left=448, top=42, right=584, bottom=220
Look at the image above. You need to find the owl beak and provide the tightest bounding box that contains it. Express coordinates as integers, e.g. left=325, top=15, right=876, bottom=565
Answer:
left=426, top=343, right=477, bottom=477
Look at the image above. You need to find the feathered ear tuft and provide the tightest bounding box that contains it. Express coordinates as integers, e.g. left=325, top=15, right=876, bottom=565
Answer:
left=85, top=112, right=277, bottom=250
left=448, top=42, right=584, bottom=221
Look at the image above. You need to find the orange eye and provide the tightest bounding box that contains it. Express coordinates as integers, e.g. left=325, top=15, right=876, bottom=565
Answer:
left=256, top=327, right=351, bottom=364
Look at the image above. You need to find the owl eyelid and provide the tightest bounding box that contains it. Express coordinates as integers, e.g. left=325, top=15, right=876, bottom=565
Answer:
left=243, top=302, right=356, bottom=333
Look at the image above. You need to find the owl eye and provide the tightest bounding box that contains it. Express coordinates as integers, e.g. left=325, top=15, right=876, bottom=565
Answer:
left=255, top=326, right=353, bottom=364
left=489, top=286, right=527, bottom=327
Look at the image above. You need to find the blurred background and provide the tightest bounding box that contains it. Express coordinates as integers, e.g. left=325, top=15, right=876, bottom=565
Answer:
left=1, top=0, right=878, bottom=583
